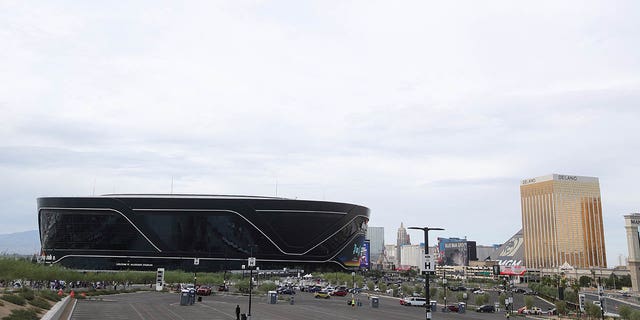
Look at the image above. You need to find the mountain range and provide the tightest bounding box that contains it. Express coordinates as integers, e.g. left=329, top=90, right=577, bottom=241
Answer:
left=0, top=230, right=40, bottom=255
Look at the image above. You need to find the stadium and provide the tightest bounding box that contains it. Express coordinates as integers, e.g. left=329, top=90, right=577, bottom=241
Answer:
left=38, top=194, right=370, bottom=271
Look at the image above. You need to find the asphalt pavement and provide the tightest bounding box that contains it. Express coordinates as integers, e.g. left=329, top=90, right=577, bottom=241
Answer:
left=69, top=290, right=530, bottom=320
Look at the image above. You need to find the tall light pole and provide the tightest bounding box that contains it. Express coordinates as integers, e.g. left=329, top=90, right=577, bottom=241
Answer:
left=409, top=227, right=444, bottom=320
left=248, top=245, right=257, bottom=319
left=443, top=269, right=447, bottom=311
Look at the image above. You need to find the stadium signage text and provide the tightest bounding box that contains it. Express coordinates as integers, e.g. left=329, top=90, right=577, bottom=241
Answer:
left=558, top=175, right=578, bottom=181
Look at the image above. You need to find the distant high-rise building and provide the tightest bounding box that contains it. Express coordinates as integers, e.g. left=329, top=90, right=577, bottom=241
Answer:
left=396, top=223, right=411, bottom=267
left=521, top=174, right=607, bottom=269
left=400, top=244, right=424, bottom=270
left=384, top=244, right=397, bottom=269
left=366, top=227, right=385, bottom=263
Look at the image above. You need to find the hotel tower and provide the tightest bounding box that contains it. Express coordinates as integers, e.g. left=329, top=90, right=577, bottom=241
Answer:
left=520, top=174, right=606, bottom=269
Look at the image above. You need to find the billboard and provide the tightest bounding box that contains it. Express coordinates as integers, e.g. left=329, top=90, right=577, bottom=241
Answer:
left=359, top=240, right=370, bottom=269
left=443, top=240, right=468, bottom=266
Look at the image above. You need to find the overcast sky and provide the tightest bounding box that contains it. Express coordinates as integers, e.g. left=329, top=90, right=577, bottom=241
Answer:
left=1, top=1, right=638, bottom=267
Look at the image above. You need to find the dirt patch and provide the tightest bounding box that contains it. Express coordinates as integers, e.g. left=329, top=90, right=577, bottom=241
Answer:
left=0, top=299, right=49, bottom=318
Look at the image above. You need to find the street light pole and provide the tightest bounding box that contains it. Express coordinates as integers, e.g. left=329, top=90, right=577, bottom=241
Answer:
left=443, top=269, right=447, bottom=311
left=248, top=245, right=257, bottom=319
left=409, top=226, right=444, bottom=320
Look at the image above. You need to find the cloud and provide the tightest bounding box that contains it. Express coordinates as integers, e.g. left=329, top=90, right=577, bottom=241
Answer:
left=0, top=0, right=638, bottom=267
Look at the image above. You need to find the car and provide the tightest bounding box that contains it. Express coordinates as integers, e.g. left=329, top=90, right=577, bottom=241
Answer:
left=444, top=305, right=459, bottom=312
left=513, top=287, right=527, bottom=293
left=525, top=307, right=542, bottom=315
left=476, top=305, right=495, bottom=313
left=331, top=289, right=348, bottom=296
left=277, top=287, right=296, bottom=295
left=308, top=286, right=322, bottom=293
left=400, top=298, right=407, bottom=305
left=449, top=286, right=467, bottom=291
left=622, top=292, right=631, bottom=298
left=523, top=290, right=538, bottom=295
left=314, top=291, right=330, bottom=299
left=404, top=297, right=427, bottom=307
left=218, top=284, right=229, bottom=292
left=473, top=289, right=485, bottom=294
left=196, top=286, right=212, bottom=296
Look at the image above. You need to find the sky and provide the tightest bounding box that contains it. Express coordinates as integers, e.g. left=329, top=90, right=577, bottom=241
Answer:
left=1, top=0, right=638, bottom=267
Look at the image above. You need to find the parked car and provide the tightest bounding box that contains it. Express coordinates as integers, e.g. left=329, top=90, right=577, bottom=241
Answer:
left=218, top=284, right=229, bottom=292
left=449, top=286, right=467, bottom=291
left=513, top=287, right=527, bottom=293
left=473, top=289, right=485, bottom=294
left=404, top=297, right=427, bottom=307
left=278, top=287, right=296, bottom=295
left=314, top=291, right=331, bottom=299
left=525, top=307, right=542, bottom=315
left=308, top=286, right=322, bottom=293
left=523, top=290, right=538, bottom=295
left=476, top=305, right=495, bottom=313
left=331, top=289, right=348, bottom=296
left=197, top=286, right=212, bottom=296
left=444, top=305, right=459, bottom=312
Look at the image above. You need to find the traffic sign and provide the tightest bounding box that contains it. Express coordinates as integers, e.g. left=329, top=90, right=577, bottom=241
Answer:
left=248, top=257, right=256, bottom=267
left=422, top=254, right=435, bottom=273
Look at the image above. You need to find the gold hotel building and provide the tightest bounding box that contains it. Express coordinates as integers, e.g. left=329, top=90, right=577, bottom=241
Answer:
left=520, top=174, right=606, bottom=269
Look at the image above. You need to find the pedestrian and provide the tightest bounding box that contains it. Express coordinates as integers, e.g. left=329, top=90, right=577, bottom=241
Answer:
left=506, top=312, right=510, bottom=319
left=351, top=298, right=355, bottom=308
left=235, top=305, right=240, bottom=320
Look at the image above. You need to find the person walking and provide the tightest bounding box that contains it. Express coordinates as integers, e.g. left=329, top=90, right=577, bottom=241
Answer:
left=235, top=305, right=240, bottom=320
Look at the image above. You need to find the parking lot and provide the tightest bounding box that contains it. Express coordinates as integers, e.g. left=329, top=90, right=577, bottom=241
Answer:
left=69, top=290, right=543, bottom=320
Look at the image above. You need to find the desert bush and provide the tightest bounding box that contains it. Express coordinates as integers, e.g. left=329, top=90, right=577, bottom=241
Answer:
left=37, top=290, right=61, bottom=302
left=28, top=297, right=51, bottom=309
left=1, top=294, right=26, bottom=306
left=18, top=288, right=34, bottom=301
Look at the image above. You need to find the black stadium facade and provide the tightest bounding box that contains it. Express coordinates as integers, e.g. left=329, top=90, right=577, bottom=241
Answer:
left=38, top=195, right=370, bottom=271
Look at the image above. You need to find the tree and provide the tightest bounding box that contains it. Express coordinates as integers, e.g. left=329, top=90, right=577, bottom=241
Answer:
left=498, top=293, right=507, bottom=308
left=475, top=293, right=488, bottom=306
left=585, top=302, right=602, bottom=319
left=413, top=285, right=423, bottom=296
left=525, top=296, right=534, bottom=309
left=579, top=276, right=592, bottom=288
left=367, top=281, right=375, bottom=291
left=555, top=301, right=568, bottom=316
left=607, top=273, right=619, bottom=290
left=619, top=305, right=633, bottom=320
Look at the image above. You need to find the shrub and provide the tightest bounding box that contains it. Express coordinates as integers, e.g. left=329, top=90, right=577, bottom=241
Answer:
left=1, top=294, right=26, bottom=306
left=29, top=297, right=51, bottom=310
left=2, top=308, right=39, bottom=320
left=37, top=290, right=61, bottom=302
left=18, top=288, right=35, bottom=301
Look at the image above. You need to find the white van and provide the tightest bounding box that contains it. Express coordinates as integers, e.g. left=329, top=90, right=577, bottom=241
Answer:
left=404, top=297, right=427, bottom=306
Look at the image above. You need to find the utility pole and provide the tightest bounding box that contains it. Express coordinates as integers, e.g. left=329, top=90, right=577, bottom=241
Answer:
left=409, top=226, right=444, bottom=320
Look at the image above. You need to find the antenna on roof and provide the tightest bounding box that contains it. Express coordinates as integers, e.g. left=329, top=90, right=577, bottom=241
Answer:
left=92, top=178, right=96, bottom=196
left=171, top=176, right=174, bottom=194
